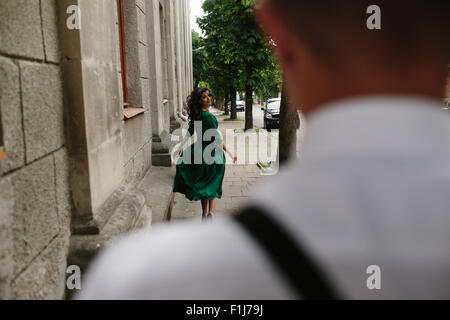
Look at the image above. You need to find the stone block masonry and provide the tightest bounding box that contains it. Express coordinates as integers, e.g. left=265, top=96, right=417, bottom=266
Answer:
left=0, top=0, right=71, bottom=300
left=0, top=177, right=14, bottom=299
left=0, top=0, right=44, bottom=60
left=0, top=57, right=24, bottom=175
left=0, top=0, right=193, bottom=300
left=11, top=155, right=60, bottom=277
left=20, top=61, right=64, bottom=163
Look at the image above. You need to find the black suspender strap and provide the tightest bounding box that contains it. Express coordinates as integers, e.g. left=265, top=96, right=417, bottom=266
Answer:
left=233, top=206, right=341, bottom=300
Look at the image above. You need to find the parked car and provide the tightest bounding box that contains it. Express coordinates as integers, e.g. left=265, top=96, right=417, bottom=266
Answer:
left=227, top=100, right=246, bottom=112
left=262, top=98, right=281, bottom=111
left=264, top=100, right=280, bottom=131
left=236, top=100, right=245, bottom=112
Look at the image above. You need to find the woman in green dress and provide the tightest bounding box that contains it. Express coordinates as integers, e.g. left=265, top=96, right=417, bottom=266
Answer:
left=173, top=88, right=237, bottom=221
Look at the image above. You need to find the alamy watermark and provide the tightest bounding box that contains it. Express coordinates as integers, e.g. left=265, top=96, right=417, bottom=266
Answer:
left=366, top=5, right=382, bottom=30
left=66, top=265, right=81, bottom=290
left=171, top=121, right=279, bottom=171
left=366, top=265, right=381, bottom=290
left=65, top=5, right=382, bottom=31
left=66, top=5, right=81, bottom=30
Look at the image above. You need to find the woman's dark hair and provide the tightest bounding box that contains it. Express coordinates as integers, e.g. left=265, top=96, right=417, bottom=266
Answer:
left=187, top=87, right=209, bottom=127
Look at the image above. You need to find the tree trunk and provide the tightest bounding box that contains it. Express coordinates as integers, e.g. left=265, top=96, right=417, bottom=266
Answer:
left=245, top=84, right=253, bottom=131
left=224, top=88, right=229, bottom=115
left=279, top=84, right=297, bottom=167
left=216, top=98, right=224, bottom=110
left=244, top=62, right=254, bottom=131
left=230, top=88, right=237, bottom=120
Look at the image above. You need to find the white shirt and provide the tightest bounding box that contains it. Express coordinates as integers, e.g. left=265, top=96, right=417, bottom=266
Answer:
left=78, top=96, right=450, bottom=300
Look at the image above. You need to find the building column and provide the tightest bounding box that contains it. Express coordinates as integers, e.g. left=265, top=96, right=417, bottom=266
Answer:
left=147, top=0, right=172, bottom=166
left=164, top=0, right=182, bottom=133
left=175, top=0, right=186, bottom=116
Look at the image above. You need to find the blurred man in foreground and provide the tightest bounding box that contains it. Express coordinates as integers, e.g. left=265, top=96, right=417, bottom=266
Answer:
left=79, top=1, right=450, bottom=299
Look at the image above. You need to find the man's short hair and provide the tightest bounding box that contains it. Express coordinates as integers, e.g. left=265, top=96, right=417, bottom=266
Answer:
left=269, top=0, right=450, bottom=66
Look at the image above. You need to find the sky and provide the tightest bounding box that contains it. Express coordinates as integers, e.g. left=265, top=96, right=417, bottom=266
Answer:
left=190, top=0, right=204, bottom=34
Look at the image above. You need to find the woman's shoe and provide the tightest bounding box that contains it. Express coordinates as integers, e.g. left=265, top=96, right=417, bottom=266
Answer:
left=202, top=213, right=213, bottom=223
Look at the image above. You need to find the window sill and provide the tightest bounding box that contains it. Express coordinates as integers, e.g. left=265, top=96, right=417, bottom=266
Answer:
left=123, top=107, right=145, bottom=120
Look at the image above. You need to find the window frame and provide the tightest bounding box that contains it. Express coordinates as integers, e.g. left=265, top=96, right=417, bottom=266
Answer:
left=117, top=0, right=130, bottom=107
left=117, top=0, right=146, bottom=120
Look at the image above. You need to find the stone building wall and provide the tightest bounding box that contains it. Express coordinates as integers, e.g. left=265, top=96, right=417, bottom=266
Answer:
left=0, top=0, right=192, bottom=299
left=0, top=0, right=71, bottom=299
left=120, top=0, right=153, bottom=184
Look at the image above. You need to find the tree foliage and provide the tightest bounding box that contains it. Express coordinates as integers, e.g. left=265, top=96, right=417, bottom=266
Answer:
left=192, top=31, right=207, bottom=89
left=196, top=0, right=281, bottom=127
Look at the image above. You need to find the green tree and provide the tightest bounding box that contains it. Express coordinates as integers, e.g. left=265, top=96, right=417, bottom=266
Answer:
left=232, top=0, right=273, bottom=130
left=198, top=0, right=279, bottom=127
left=198, top=0, right=240, bottom=119
left=255, top=57, right=282, bottom=101
left=192, top=31, right=206, bottom=89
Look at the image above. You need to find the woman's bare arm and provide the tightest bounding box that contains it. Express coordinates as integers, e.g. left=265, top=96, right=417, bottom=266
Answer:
left=222, top=143, right=237, bottom=163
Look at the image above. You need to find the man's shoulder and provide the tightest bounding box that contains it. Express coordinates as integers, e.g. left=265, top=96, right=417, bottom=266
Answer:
left=249, top=161, right=305, bottom=208
left=78, top=218, right=293, bottom=299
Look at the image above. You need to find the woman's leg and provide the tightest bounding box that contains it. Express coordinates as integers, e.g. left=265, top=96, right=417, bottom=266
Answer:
left=201, top=199, right=209, bottom=216
left=208, top=198, right=219, bottom=215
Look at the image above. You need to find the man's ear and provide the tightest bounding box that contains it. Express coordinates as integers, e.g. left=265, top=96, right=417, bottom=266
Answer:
left=255, top=1, right=296, bottom=66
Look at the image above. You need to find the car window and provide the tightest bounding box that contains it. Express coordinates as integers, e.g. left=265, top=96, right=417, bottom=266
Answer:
left=267, top=101, right=280, bottom=110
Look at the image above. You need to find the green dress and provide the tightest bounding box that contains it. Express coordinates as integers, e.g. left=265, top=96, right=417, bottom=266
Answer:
left=173, top=110, right=226, bottom=201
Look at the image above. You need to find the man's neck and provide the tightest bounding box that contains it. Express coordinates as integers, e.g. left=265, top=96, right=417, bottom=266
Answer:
left=299, top=59, right=447, bottom=118
left=303, top=81, right=445, bottom=118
